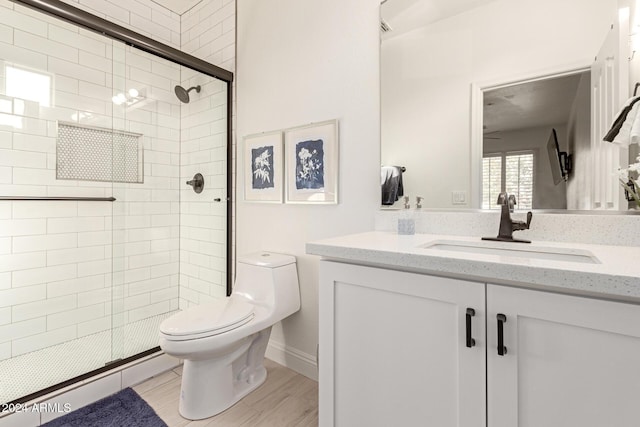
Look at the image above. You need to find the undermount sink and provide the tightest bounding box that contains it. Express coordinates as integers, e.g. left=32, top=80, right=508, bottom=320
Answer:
left=420, top=240, right=600, bottom=264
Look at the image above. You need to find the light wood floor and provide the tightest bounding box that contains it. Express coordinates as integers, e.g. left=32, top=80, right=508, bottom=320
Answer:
left=134, top=359, right=318, bottom=427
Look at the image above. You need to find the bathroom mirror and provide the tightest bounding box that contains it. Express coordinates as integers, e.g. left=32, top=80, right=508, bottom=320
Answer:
left=380, top=0, right=637, bottom=211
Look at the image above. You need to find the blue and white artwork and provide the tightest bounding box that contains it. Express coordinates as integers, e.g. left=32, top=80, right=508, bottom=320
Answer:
left=295, top=139, right=325, bottom=190
left=251, top=145, right=275, bottom=189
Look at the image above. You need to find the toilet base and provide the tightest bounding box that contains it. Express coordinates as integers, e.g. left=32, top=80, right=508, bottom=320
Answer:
left=177, top=328, right=272, bottom=420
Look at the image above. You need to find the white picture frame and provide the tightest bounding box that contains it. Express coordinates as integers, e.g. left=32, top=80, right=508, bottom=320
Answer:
left=243, top=130, right=283, bottom=203
left=284, top=119, right=339, bottom=204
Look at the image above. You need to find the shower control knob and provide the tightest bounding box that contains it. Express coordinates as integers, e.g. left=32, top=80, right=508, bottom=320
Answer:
left=186, top=173, right=204, bottom=194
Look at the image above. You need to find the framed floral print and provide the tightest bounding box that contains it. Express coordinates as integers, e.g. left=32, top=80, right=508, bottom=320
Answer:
left=284, top=120, right=339, bottom=204
left=243, top=130, right=283, bottom=203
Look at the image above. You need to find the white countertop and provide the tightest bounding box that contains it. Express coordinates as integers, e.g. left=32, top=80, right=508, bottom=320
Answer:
left=306, top=231, right=640, bottom=303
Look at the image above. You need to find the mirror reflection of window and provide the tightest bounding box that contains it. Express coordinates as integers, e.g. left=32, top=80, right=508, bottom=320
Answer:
left=482, top=155, right=502, bottom=209
left=482, top=151, right=534, bottom=210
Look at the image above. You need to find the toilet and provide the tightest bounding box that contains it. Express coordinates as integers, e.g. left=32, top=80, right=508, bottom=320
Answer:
left=159, top=252, right=300, bottom=420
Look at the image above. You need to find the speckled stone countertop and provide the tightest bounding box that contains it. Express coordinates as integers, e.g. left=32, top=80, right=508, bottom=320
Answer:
left=306, top=231, right=640, bottom=303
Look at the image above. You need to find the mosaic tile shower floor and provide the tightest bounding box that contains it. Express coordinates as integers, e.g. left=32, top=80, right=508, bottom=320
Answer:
left=0, top=311, right=177, bottom=404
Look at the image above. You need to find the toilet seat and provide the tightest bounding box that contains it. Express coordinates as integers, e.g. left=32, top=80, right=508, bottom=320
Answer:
left=160, top=298, right=255, bottom=341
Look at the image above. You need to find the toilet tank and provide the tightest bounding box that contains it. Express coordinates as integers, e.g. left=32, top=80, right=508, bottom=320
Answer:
left=233, top=252, right=300, bottom=320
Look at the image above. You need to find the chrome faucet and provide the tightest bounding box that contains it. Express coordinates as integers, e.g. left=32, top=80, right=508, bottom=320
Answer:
left=482, top=192, right=532, bottom=243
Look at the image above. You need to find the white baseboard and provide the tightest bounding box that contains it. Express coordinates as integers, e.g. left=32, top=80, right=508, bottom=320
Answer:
left=265, top=340, right=318, bottom=381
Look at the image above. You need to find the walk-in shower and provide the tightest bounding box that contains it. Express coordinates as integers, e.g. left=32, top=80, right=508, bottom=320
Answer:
left=0, top=0, right=233, bottom=405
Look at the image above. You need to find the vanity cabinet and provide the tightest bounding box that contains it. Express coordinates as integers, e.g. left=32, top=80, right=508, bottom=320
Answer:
left=319, top=260, right=640, bottom=427
left=319, top=260, right=486, bottom=426
left=487, top=284, right=640, bottom=427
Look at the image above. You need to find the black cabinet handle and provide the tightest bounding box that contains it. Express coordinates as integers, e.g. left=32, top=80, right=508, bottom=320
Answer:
left=497, top=313, right=507, bottom=356
left=465, top=308, right=476, bottom=348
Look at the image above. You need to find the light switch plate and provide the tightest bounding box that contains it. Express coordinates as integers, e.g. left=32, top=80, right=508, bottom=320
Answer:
left=452, top=191, right=467, bottom=205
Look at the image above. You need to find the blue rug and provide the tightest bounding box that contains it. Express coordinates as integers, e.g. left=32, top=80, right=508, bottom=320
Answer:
left=42, top=388, right=167, bottom=427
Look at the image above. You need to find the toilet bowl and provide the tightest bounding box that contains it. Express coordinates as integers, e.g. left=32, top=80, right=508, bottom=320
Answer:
left=159, top=252, right=300, bottom=420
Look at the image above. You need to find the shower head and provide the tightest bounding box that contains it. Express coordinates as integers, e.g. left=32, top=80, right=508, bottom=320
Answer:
left=174, top=85, right=201, bottom=104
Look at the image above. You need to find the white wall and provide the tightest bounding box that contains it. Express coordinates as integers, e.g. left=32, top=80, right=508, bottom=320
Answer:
left=236, top=0, right=380, bottom=375
left=381, top=0, right=618, bottom=208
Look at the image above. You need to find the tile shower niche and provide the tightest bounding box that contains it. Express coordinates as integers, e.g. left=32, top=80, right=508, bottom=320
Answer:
left=57, top=122, right=144, bottom=184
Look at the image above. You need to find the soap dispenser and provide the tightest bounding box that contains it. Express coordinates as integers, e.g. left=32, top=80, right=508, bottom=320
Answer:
left=398, top=196, right=415, bottom=235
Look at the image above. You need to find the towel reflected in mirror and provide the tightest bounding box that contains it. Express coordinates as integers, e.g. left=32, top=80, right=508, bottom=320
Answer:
left=381, top=165, right=405, bottom=206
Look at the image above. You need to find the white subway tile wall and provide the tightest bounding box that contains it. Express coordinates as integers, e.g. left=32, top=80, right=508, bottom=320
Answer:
left=180, top=0, right=235, bottom=307
left=57, top=0, right=181, bottom=50
left=182, top=0, right=235, bottom=72
left=178, top=71, right=228, bottom=306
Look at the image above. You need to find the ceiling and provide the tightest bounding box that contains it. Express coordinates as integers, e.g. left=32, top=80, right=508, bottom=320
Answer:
left=150, top=0, right=203, bottom=15
left=483, top=73, right=587, bottom=136
left=381, top=0, right=499, bottom=39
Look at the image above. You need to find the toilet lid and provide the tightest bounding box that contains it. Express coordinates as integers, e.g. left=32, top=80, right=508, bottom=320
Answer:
left=160, top=298, right=254, bottom=339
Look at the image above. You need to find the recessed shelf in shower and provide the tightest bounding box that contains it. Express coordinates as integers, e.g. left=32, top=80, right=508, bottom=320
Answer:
left=56, top=122, right=144, bottom=184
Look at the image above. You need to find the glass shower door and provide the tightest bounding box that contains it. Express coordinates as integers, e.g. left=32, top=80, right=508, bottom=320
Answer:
left=0, top=0, right=118, bottom=402
left=109, top=41, right=182, bottom=364
left=0, top=0, right=231, bottom=405
left=108, top=50, right=231, bottom=364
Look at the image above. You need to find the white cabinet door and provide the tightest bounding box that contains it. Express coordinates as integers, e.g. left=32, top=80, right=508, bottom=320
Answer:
left=487, top=285, right=640, bottom=427
left=319, top=261, right=485, bottom=427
